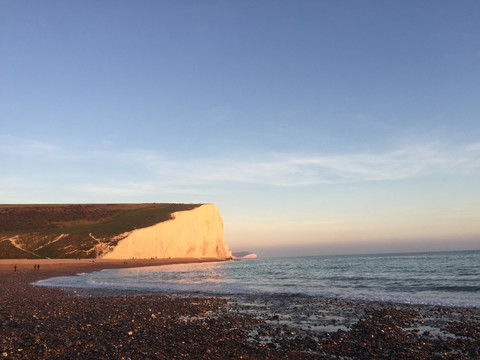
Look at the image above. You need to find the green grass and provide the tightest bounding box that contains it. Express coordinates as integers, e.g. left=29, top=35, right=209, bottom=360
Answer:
left=39, top=203, right=202, bottom=236
left=0, top=240, right=42, bottom=259
left=35, top=234, right=98, bottom=259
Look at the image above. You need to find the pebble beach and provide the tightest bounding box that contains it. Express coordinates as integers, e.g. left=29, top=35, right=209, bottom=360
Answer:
left=1, top=259, right=479, bottom=359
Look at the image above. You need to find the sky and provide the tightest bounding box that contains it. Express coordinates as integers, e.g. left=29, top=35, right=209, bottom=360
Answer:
left=1, top=1, right=479, bottom=257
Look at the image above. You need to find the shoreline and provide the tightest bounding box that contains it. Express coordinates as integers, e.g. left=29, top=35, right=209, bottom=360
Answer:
left=0, top=257, right=224, bottom=278
left=1, top=259, right=479, bottom=358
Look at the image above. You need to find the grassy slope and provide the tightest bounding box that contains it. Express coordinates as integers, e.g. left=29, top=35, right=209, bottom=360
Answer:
left=0, top=240, right=41, bottom=259
left=39, top=203, right=202, bottom=236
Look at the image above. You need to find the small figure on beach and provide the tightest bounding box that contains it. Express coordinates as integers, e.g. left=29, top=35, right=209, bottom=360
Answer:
left=37, top=264, right=40, bottom=270
left=34, top=264, right=36, bottom=270
left=13, top=265, right=17, bottom=272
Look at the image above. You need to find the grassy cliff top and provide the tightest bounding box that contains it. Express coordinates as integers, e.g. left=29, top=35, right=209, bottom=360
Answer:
left=0, top=203, right=202, bottom=236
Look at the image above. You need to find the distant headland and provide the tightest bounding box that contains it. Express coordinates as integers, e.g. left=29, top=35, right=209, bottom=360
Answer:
left=0, top=203, right=231, bottom=260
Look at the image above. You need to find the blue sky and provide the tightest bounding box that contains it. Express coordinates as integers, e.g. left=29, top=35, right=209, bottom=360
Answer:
left=1, top=1, right=479, bottom=256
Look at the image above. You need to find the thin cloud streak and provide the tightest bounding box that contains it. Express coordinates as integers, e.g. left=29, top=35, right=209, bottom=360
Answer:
left=139, top=142, right=480, bottom=187
left=2, top=135, right=479, bottom=198
left=72, top=142, right=480, bottom=197
left=0, top=135, right=60, bottom=156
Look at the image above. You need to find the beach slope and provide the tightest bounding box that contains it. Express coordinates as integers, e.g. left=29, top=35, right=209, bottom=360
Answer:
left=1, top=259, right=479, bottom=359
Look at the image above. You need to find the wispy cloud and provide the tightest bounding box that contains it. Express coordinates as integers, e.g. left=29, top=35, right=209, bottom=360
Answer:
left=129, top=141, right=480, bottom=187
left=280, top=143, right=479, bottom=184
left=71, top=141, right=480, bottom=195
left=0, top=135, right=60, bottom=157
left=1, top=135, right=479, bottom=199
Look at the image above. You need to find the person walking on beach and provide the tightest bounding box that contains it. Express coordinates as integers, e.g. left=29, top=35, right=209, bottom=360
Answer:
left=13, top=265, right=16, bottom=272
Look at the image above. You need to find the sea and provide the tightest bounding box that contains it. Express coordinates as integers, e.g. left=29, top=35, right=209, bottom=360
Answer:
left=35, top=250, right=480, bottom=308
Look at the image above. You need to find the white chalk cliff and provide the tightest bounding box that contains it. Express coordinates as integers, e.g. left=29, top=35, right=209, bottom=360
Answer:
left=102, top=204, right=231, bottom=259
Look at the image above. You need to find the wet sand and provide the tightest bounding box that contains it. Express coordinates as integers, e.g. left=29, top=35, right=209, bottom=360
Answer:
left=1, top=259, right=479, bottom=359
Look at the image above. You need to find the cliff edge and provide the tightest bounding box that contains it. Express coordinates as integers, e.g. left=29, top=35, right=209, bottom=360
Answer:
left=102, top=204, right=231, bottom=259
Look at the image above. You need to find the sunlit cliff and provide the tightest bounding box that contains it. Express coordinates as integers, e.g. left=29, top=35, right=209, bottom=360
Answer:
left=102, top=204, right=231, bottom=259
left=0, top=203, right=231, bottom=259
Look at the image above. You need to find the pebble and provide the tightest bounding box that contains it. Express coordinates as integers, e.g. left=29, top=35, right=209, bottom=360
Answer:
left=2, top=266, right=479, bottom=359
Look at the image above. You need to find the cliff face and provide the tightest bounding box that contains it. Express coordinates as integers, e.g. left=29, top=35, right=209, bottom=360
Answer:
left=102, top=204, right=231, bottom=259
